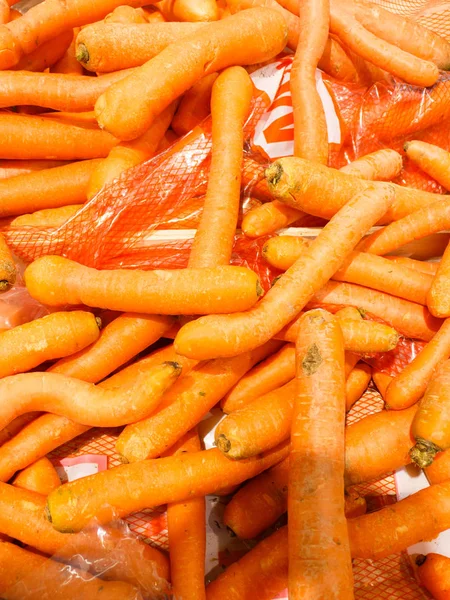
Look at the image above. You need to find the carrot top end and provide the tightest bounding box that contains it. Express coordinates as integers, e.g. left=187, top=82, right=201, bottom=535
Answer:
left=409, top=437, right=441, bottom=469
left=76, top=43, right=90, bottom=65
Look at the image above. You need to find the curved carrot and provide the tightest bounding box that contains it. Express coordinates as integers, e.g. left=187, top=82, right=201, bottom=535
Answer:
left=0, top=413, right=41, bottom=447
left=46, top=441, right=290, bottom=533
left=416, top=553, right=450, bottom=600
left=50, top=28, right=84, bottom=75
left=188, top=67, right=253, bottom=268
left=425, top=448, right=450, bottom=485
left=0, top=311, right=100, bottom=379
left=387, top=256, right=438, bottom=276
left=116, top=340, right=280, bottom=461
left=94, top=8, right=288, bottom=140
left=172, top=73, right=218, bottom=136
left=289, top=310, right=353, bottom=600
left=241, top=201, right=306, bottom=239
left=10, top=204, right=82, bottom=227
left=25, top=256, right=262, bottom=315
left=12, top=457, right=60, bottom=495
left=104, top=5, right=148, bottom=23
left=12, top=30, right=73, bottom=72
left=346, top=362, right=371, bottom=411
left=428, top=241, right=450, bottom=318
left=0, top=159, right=69, bottom=180
left=405, top=140, right=450, bottom=191
left=0, top=362, right=181, bottom=430
left=339, top=149, right=403, bottom=180
left=0, top=233, right=14, bottom=290
left=372, top=369, right=392, bottom=400
left=175, top=186, right=394, bottom=359
left=157, top=0, right=218, bottom=21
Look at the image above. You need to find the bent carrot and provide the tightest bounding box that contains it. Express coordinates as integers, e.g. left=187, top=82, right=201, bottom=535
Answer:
left=346, top=362, right=372, bottom=411
left=46, top=441, right=290, bottom=533
left=94, top=8, right=288, bottom=140
left=289, top=310, right=353, bottom=600
left=50, top=28, right=84, bottom=75
left=405, top=141, right=450, bottom=191
left=427, top=241, right=450, bottom=318
left=12, top=30, right=73, bottom=72
left=12, top=457, right=60, bottom=495
left=172, top=73, right=218, bottom=136
left=25, top=256, right=262, bottom=315
left=175, top=186, right=394, bottom=360
left=0, top=311, right=99, bottom=379
left=0, top=413, right=41, bottom=447
left=416, top=553, right=450, bottom=600
left=339, top=149, right=403, bottom=180
left=0, top=234, right=14, bottom=290
left=189, top=67, right=253, bottom=268
left=157, top=0, right=218, bottom=21
left=290, top=0, right=329, bottom=163
left=10, top=204, right=82, bottom=227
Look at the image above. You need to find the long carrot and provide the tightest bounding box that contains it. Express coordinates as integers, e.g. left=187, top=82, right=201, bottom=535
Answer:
left=188, top=67, right=253, bottom=268
left=405, top=141, right=450, bottom=191
left=116, top=340, right=280, bottom=461
left=12, top=30, right=73, bottom=72
left=175, top=186, right=394, bottom=360
left=0, top=311, right=100, bottom=378
left=12, top=457, right=60, bottom=495
left=427, top=240, right=450, bottom=318
left=346, top=362, right=371, bottom=411
left=157, top=0, right=218, bottom=21
left=289, top=310, right=353, bottom=600
left=94, top=8, right=287, bottom=140
left=50, top=28, right=84, bottom=75
left=0, top=233, right=14, bottom=290
left=172, top=73, right=218, bottom=136
left=10, top=204, right=82, bottom=227
left=0, top=413, right=41, bottom=447
left=25, top=256, right=262, bottom=315
left=416, top=553, right=450, bottom=600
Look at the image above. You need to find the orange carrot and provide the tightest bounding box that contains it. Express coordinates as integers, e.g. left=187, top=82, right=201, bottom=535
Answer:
left=346, top=362, right=372, bottom=411
left=50, top=28, right=84, bottom=74
left=241, top=200, right=306, bottom=239
left=105, top=5, right=148, bottom=23
left=0, top=413, right=41, bottom=447
left=24, top=256, right=263, bottom=315
left=396, top=233, right=450, bottom=261
left=12, top=457, right=60, bottom=495
left=189, top=67, right=253, bottom=268
left=317, top=35, right=360, bottom=82
left=339, top=149, right=403, bottom=180
left=143, top=5, right=166, bottom=21
left=425, top=448, right=450, bottom=485
left=372, top=369, right=392, bottom=400
left=10, top=204, right=82, bottom=227
left=175, top=186, right=394, bottom=360
left=12, top=30, right=73, bottom=72
left=172, top=73, right=218, bottom=136
left=428, top=240, right=450, bottom=318
left=46, top=441, right=290, bottom=532
left=157, top=0, right=218, bottom=21
left=0, top=159, right=69, bottom=180
left=405, top=141, right=450, bottom=191
left=416, top=553, right=450, bottom=600
left=0, top=233, right=14, bottom=290
left=387, top=256, right=438, bottom=276
left=290, top=0, right=329, bottom=163
left=94, top=8, right=288, bottom=140
left=0, top=311, right=100, bottom=378
left=116, top=340, right=280, bottom=461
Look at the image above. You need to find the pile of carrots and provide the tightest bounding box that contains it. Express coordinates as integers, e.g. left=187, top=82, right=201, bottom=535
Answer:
left=2, top=0, right=450, bottom=598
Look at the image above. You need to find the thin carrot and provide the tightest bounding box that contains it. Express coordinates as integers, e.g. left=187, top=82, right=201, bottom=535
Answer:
left=12, top=457, right=60, bottom=496
left=416, top=553, right=450, bottom=600
left=372, top=369, right=392, bottom=400
left=241, top=201, right=306, bottom=239
left=12, top=30, right=73, bottom=72
left=115, top=340, right=280, bottom=461
left=427, top=240, right=450, bottom=318
left=172, top=73, right=218, bottom=136
left=339, top=149, right=403, bottom=180
left=0, top=362, right=181, bottom=430
left=50, top=28, right=84, bottom=74
left=46, top=441, right=290, bottom=533
left=157, top=0, right=218, bottom=21
left=24, top=255, right=263, bottom=315
left=0, top=413, right=41, bottom=447
left=387, top=256, right=438, bottom=276
left=175, top=186, right=394, bottom=360
left=10, top=204, right=82, bottom=227
left=405, top=141, right=450, bottom=191
left=346, top=362, right=372, bottom=411
left=188, top=67, right=253, bottom=268
left=0, top=159, right=69, bottom=180
left=0, top=233, right=15, bottom=290
left=0, top=311, right=100, bottom=378
left=94, top=8, right=288, bottom=140
left=105, top=5, right=148, bottom=23
left=425, top=448, right=450, bottom=485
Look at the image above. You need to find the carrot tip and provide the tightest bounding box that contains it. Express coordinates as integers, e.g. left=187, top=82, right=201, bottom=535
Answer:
left=216, top=434, right=231, bottom=454
left=76, top=43, right=89, bottom=65
left=416, top=554, right=427, bottom=566
left=0, top=280, right=10, bottom=291
left=409, top=437, right=441, bottom=468
left=256, top=280, right=264, bottom=297
left=45, top=503, right=52, bottom=523
left=403, top=142, right=411, bottom=152
left=163, top=360, right=183, bottom=374
left=265, top=162, right=283, bottom=187
left=95, top=316, right=102, bottom=330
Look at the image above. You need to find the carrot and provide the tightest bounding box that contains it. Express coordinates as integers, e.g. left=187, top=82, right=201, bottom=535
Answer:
left=0, top=69, right=133, bottom=112
left=157, top=0, right=218, bottom=21
left=105, top=5, right=148, bottom=23
left=50, top=28, right=84, bottom=74
left=372, top=369, right=392, bottom=400
left=115, top=340, right=280, bottom=461
left=416, top=554, right=450, bottom=600
left=172, top=73, right=218, bottom=136
left=0, top=362, right=181, bottom=430
left=425, top=448, right=450, bottom=484
left=397, top=233, right=450, bottom=261
left=0, top=114, right=117, bottom=160
left=266, top=156, right=443, bottom=224
left=0, top=311, right=100, bottom=379
left=345, top=362, right=372, bottom=411
left=263, top=236, right=433, bottom=305
left=46, top=440, right=289, bottom=532
left=12, top=30, right=73, bottom=72
left=0, top=540, right=140, bottom=600
left=405, top=141, right=450, bottom=191
left=12, top=457, right=60, bottom=496
left=241, top=201, right=306, bottom=239
left=290, top=0, right=329, bottom=163
left=175, top=186, right=394, bottom=360
left=344, top=489, right=367, bottom=518
left=189, top=67, right=253, bottom=268
left=10, top=204, right=82, bottom=227
left=385, top=319, right=450, bottom=411
left=49, top=313, right=173, bottom=383
left=24, top=256, right=263, bottom=315
left=75, top=22, right=204, bottom=72
left=428, top=240, right=450, bottom=318
left=387, top=256, right=439, bottom=276
left=0, top=233, right=14, bottom=290
left=86, top=100, right=176, bottom=199
left=221, top=343, right=295, bottom=413
left=94, top=8, right=288, bottom=140
left=317, top=35, right=360, bottom=82
left=340, top=149, right=403, bottom=180
left=0, top=413, right=41, bottom=447
left=142, top=6, right=166, bottom=21
left=0, top=159, right=69, bottom=180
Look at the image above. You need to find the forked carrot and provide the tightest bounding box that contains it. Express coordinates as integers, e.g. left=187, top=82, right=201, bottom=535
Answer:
left=416, top=554, right=450, bottom=600
left=105, top=5, right=148, bottom=23
left=346, top=362, right=372, bottom=411
left=0, top=311, right=100, bottom=378
left=157, top=0, right=218, bottom=21
left=12, top=457, right=60, bottom=495
left=0, top=413, right=41, bottom=447
left=339, top=149, right=403, bottom=180
left=188, top=67, right=253, bottom=267
left=12, top=30, right=73, bottom=72
left=387, top=256, right=438, bottom=276
left=175, top=186, right=394, bottom=360
left=94, top=8, right=288, bottom=140
left=10, top=204, right=82, bottom=227
left=427, top=241, right=450, bottom=318
left=372, top=369, right=393, bottom=400
left=50, top=28, right=84, bottom=74
left=405, top=141, right=450, bottom=191
left=0, top=233, right=14, bottom=290
left=289, top=310, right=353, bottom=600
left=172, top=73, right=218, bottom=136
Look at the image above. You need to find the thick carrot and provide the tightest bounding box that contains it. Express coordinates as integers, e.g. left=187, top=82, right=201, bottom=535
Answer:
left=94, top=8, right=288, bottom=140
left=416, top=553, right=450, bottom=600
left=188, top=67, right=253, bottom=268
left=175, top=186, right=394, bottom=360
left=172, top=73, right=218, bottom=136
left=0, top=159, right=69, bottom=180
left=0, top=114, right=117, bottom=160
left=241, top=200, right=306, bottom=238
left=49, top=313, right=173, bottom=383
left=339, top=149, right=403, bottom=180
left=12, top=30, right=73, bottom=72
left=428, top=241, right=450, bottom=318
left=387, top=256, right=438, bottom=276
left=266, top=156, right=443, bottom=224
left=405, top=141, right=450, bottom=191
left=0, top=233, right=14, bottom=290
left=0, top=362, right=181, bottom=430
left=157, top=0, right=218, bottom=21
left=0, top=413, right=41, bottom=447
left=0, top=311, right=100, bottom=379
left=0, top=540, right=140, bottom=600
left=346, top=362, right=372, bottom=411
left=50, top=28, right=84, bottom=75
left=10, top=204, right=82, bottom=227
left=425, top=448, right=450, bottom=485
left=46, top=441, right=290, bottom=532
left=86, top=100, right=176, bottom=199
left=116, top=340, right=280, bottom=461
left=76, top=22, right=204, bottom=72
left=385, top=319, right=450, bottom=411
left=25, top=256, right=262, bottom=315
left=12, top=457, right=60, bottom=495
left=372, top=369, right=392, bottom=400
left=290, top=0, right=329, bottom=163
left=105, top=5, right=148, bottom=23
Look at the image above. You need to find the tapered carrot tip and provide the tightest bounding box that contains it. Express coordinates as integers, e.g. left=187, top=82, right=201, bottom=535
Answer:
left=410, top=437, right=442, bottom=468
left=76, top=43, right=90, bottom=65
left=265, top=160, right=294, bottom=200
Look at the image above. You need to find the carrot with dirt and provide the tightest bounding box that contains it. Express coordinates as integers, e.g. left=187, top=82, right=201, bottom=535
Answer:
left=94, top=8, right=288, bottom=140
left=157, top=0, right=218, bottom=21
left=116, top=340, right=280, bottom=461
left=12, top=457, right=60, bottom=495
left=188, top=67, right=253, bottom=268
left=175, top=186, right=394, bottom=360
left=0, top=234, right=14, bottom=290
left=10, top=204, right=82, bottom=227
left=12, top=30, right=73, bottom=72
left=172, top=73, right=218, bottom=136
left=427, top=241, right=450, bottom=318
left=405, top=141, right=450, bottom=191
left=0, top=311, right=100, bottom=379
left=416, top=554, right=450, bottom=600
left=24, top=256, right=263, bottom=315
left=0, top=413, right=41, bottom=447
left=345, top=362, right=372, bottom=411
left=50, top=28, right=84, bottom=74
